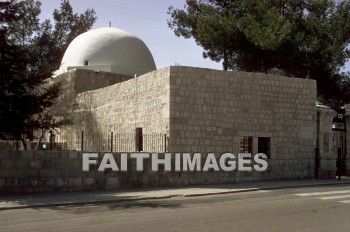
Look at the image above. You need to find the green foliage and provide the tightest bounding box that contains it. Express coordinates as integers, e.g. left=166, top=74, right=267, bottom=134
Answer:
left=0, top=0, right=96, bottom=140
left=168, top=0, right=350, bottom=109
left=53, top=0, right=97, bottom=60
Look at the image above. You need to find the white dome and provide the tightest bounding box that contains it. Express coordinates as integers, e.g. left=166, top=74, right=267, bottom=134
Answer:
left=55, top=27, right=156, bottom=76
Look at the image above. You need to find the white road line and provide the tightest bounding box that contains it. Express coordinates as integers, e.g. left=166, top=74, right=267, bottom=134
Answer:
left=339, top=200, right=350, bottom=203
left=317, top=194, right=350, bottom=200
left=295, top=190, right=350, bottom=197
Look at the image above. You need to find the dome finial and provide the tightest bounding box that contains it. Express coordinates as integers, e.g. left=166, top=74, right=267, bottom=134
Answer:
left=109, top=21, right=111, bottom=27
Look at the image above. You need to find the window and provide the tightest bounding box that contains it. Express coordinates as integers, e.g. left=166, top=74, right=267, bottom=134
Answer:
left=84, top=60, right=89, bottom=66
left=135, top=128, right=143, bottom=152
left=258, top=137, right=270, bottom=158
left=240, top=136, right=253, bottom=153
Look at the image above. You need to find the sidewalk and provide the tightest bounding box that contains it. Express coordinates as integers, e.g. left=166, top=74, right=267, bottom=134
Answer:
left=1, top=178, right=350, bottom=210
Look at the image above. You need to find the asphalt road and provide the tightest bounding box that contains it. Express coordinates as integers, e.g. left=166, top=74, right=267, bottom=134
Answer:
left=0, top=184, right=349, bottom=232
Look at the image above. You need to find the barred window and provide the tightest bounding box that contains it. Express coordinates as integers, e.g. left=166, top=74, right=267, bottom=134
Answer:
left=136, top=128, right=143, bottom=152
left=240, top=136, right=253, bottom=153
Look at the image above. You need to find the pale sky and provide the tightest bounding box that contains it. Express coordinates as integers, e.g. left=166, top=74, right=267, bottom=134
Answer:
left=39, top=0, right=223, bottom=71
left=39, top=0, right=349, bottom=72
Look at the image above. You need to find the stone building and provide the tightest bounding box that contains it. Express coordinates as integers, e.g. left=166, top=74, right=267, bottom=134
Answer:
left=50, top=26, right=343, bottom=180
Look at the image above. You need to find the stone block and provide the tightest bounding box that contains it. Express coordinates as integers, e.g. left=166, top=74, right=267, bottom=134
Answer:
left=6, top=178, right=18, bottom=187
left=47, top=178, right=56, bottom=186
left=29, top=160, right=42, bottom=169
left=1, top=160, right=14, bottom=169
left=68, top=151, right=78, bottom=159
left=0, top=178, right=5, bottom=187
left=42, top=160, right=52, bottom=169
left=40, top=170, right=57, bottom=177
left=83, top=178, right=95, bottom=186
left=69, top=178, right=82, bottom=187
left=26, top=169, right=40, bottom=177
left=16, top=160, right=28, bottom=169
left=31, top=178, right=46, bottom=187
left=56, top=178, right=66, bottom=187
left=106, top=177, right=120, bottom=189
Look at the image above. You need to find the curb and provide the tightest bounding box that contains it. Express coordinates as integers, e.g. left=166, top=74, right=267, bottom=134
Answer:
left=183, top=181, right=350, bottom=197
left=1, top=181, right=350, bottom=211
left=0, top=196, right=172, bottom=211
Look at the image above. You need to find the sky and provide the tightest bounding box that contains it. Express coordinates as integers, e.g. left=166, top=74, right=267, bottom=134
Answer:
left=39, top=0, right=223, bottom=71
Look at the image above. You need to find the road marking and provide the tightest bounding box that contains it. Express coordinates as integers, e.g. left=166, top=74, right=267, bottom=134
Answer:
left=295, top=190, right=350, bottom=197
left=339, top=200, right=350, bottom=203
left=317, top=194, right=350, bottom=200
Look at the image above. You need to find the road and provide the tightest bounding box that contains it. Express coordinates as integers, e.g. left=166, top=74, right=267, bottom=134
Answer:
left=0, top=184, right=349, bottom=232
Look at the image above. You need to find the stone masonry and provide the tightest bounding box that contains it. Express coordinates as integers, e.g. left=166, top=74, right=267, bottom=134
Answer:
left=51, top=66, right=319, bottom=181
left=1, top=66, right=340, bottom=194
left=168, top=67, right=317, bottom=179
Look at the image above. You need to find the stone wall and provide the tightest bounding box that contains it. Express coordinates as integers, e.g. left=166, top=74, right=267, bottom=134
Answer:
left=168, top=66, right=317, bottom=179
left=0, top=150, right=311, bottom=195
left=54, top=69, right=133, bottom=95
left=1, top=65, right=341, bottom=194
left=50, top=66, right=332, bottom=180
left=71, top=68, right=171, bottom=152
left=0, top=151, right=139, bottom=195
left=39, top=69, right=134, bottom=150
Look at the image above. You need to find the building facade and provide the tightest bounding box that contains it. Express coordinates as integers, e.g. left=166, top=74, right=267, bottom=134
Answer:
left=47, top=26, right=343, bottom=181
left=50, top=65, right=332, bottom=180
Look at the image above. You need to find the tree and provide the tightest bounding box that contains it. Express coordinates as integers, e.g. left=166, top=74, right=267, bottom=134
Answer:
left=0, top=0, right=53, bottom=146
left=0, top=0, right=97, bottom=149
left=53, top=0, right=97, bottom=59
left=8, top=0, right=97, bottom=73
left=168, top=0, right=350, bottom=109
